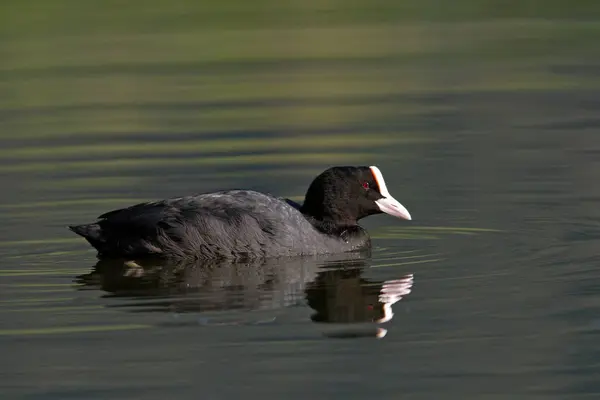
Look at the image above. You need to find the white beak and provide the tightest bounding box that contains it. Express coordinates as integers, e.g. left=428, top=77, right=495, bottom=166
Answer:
left=370, top=166, right=412, bottom=221
left=375, top=197, right=412, bottom=221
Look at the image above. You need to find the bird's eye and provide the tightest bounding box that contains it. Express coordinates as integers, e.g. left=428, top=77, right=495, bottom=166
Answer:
left=362, top=182, right=369, bottom=189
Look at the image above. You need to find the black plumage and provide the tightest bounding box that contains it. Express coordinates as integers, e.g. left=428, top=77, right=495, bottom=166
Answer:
left=69, top=166, right=411, bottom=260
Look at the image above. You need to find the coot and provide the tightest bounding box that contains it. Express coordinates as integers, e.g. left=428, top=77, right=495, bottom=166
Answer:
left=69, top=166, right=411, bottom=260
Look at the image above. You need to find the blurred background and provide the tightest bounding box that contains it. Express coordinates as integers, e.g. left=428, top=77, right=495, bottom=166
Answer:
left=1, top=1, right=600, bottom=399
left=3, top=0, right=599, bottom=214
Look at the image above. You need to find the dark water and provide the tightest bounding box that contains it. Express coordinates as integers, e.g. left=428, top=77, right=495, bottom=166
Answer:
left=2, top=4, right=600, bottom=399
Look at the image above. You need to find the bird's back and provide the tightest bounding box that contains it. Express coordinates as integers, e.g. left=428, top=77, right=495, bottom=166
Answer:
left=70, top=190, right=362, bottom=260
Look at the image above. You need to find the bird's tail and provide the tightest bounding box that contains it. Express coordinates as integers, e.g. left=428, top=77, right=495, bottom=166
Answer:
left=68, top=224, right=105, bottom=249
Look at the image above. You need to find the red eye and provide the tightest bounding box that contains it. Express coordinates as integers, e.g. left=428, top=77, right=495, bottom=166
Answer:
left=362, top=182, right=369, bottom=189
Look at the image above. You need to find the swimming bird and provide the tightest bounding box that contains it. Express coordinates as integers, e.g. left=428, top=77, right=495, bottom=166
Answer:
left=69, top=166, right=411, bottom=260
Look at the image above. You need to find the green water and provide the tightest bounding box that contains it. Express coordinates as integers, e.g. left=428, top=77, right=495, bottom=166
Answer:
left=1, top=2, right=600, bottom=398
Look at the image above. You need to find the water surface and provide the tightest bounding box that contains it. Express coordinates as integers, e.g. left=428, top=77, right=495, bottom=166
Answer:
left=1, top=4, right=600, bottom=399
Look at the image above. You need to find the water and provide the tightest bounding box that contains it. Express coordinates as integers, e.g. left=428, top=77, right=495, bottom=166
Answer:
left=2, top=3, right=600, bottom=398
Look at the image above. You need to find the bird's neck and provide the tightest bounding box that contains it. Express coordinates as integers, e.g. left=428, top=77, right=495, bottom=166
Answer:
left=300, top=191, right=359, bottom=233
left=300, top=210, right=358, bottom=236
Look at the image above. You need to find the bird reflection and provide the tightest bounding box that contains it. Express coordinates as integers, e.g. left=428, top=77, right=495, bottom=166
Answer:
left=306, top=268, right=413, bottom=338
left=75, top=251, right=414, bottom=338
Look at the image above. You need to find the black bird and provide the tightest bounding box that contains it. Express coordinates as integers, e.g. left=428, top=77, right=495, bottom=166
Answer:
left=69, top=166, right=411, bottom=260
